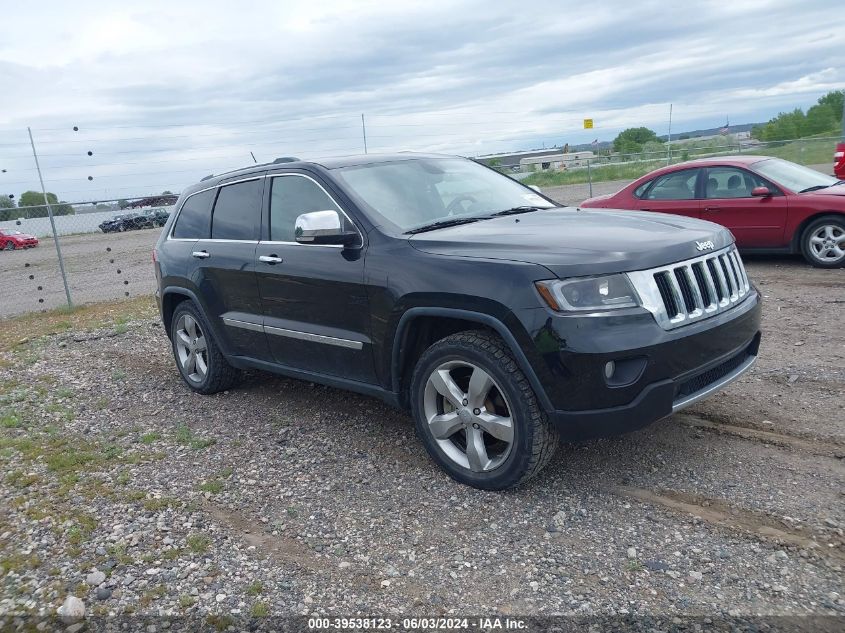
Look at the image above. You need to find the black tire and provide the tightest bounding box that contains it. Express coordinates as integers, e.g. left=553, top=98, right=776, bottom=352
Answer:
left=170, top=301, right=241, bottom=394
left=410, top=330, right=558, bottom=490
left=4, top=241, right=14, bottom=251
left=800, top=215, right=845, bottom=268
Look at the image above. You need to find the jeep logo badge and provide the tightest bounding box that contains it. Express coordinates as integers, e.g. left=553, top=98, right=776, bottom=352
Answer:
left=695, top=240, right=715, bottom=251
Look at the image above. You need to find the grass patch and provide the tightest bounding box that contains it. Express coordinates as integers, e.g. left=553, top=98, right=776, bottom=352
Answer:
left=174, top=423, right=216, bottom=450
left=142, top=497, right=181, bottom=512
left=198, top=479, right=223, bottom=494
left=111, top=369, right=127, bottom=381
left=0, top=295, right=156, bottom=354
left=140, top=432, right=160, bottom=445
left=186, top=533, right=210, bottom=554
left=1, top=413, right=23, bottom=429
left=6, top=470, right=40, bottom=488
left=246, top=580, right=263, bottom=596
left=179, top=595, right=197, bottom=609
left=251, top=601, right=269, bottom=617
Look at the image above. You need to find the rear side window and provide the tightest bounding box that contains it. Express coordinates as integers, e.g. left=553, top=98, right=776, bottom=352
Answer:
left=633, top=179, right=653, bottom=198
left=269, top=175, right=342, bottom=242
left=644, top=169, right=700, bottom=200
left=211, top=179, right=263, bottom=240
left=172, top=189, right=215, bottom=239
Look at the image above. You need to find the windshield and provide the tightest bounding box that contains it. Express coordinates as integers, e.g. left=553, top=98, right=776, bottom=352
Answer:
left=752, top=158, right=838, bottom=193
left=334, top=157, right=554, bottom=232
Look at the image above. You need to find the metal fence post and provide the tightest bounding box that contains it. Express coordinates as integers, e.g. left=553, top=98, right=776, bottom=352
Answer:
left=28, top=127, right=73, bottom=309
left=587, top=158, right=593, bottom=198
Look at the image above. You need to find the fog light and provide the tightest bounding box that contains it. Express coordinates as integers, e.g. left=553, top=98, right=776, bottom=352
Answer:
left=604, top=361, right=616, bottom=380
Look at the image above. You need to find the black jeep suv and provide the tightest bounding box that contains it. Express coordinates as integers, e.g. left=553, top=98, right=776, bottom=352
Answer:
left=154, top=153, right=761, bottom=490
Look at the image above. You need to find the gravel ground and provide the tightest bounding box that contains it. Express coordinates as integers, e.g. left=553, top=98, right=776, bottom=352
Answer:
left=0, top=263, right=843, bottom=629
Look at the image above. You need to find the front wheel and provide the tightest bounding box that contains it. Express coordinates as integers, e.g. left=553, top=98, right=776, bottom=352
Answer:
left=801, top=216, right=845, bottom=268
left=3, top=241, right=14, bottom=251
left=170, top=302, right=241, bottom=394
left=410, top=330, right=558, bottom=490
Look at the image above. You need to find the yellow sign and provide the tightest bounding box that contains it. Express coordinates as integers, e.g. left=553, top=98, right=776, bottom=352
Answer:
left=583, top=118, right=594, bottom=129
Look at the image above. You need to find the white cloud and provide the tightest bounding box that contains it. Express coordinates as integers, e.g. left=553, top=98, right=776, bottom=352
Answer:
left=0, top=0, right=843, bottom=199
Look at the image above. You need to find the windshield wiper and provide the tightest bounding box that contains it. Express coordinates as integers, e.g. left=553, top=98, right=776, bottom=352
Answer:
left=799, top=185, right=831, bottom=193
left=489, top=205, right=544, bottom=216
left=404, top=217, right=486, bottom=234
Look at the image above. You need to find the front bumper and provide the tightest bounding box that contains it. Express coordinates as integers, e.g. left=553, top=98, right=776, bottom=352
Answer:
left=518, top=291, right=762, bottom=441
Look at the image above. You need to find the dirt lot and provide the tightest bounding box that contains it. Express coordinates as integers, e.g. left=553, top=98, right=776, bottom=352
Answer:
left=0, top=258, right=842, bottom=627
left=0, top=229, right=161, bottom=318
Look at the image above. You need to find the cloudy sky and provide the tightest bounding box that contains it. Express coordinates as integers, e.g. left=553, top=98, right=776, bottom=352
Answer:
left=1, top=0, right=843, bottom=202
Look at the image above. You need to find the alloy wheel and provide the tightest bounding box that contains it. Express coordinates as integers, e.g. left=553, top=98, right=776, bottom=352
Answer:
left=809, top=224, right=845, bottom=264
left=422, top=360, right=514, bottom=472
left=174, top=314, right=208, bottom=384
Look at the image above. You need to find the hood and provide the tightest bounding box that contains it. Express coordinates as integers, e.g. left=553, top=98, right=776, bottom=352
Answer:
left=408, top=208, right=734, bottom=277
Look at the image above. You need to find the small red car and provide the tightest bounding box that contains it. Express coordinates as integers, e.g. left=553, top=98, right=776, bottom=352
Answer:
left=835, top=142, right=845, bottom=180
left=581, top=156, right=845, bottom=268
left=0, top=228, right=39, bottom=250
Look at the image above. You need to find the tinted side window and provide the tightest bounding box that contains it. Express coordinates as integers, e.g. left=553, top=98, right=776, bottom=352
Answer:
left=645, top=169, right=699, bottom=200
left=211, top=179, right=263, bottom=240
left=633, top=179, right=653, bottom=198
left=704, top=167, right=767, bottom=199
left=269, top=176, right=341, bottom=242
left=172, top=189, right=215, bottom=239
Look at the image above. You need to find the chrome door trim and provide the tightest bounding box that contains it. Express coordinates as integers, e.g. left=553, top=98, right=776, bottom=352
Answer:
left=222, top=317, right=264, bottom=333
left=264, top=325, right=363, bottom=350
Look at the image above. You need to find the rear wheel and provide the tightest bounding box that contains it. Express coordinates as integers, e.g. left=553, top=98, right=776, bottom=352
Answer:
left=801, top=216, right=845, bottom=268
left=410, top=330, right=558, bottom=490
left=170, top=302, right=241, bottom=394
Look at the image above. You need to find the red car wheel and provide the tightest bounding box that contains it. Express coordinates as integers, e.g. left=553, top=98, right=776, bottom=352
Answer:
left=3, top=241, right=14, bottom=251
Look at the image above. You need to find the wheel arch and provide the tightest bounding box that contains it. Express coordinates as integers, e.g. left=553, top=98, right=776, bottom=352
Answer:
left=390, top=307, right=554, bottom=413
left=790, top=211, right=845, bottom=253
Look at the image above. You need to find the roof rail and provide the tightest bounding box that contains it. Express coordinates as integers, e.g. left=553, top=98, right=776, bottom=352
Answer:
left=272, top=157, right=300, bottom=164
left=200, top=174, right=215, bottom=181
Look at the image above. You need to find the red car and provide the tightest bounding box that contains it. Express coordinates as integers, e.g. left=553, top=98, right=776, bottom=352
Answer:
left=835, top=142, right=845, bottom=180
left=581, top=156, right=845, bottom=268
left=0, top=228, right=39, bottom=250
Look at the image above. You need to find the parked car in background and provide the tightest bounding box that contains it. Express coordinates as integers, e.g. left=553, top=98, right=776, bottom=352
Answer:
left=581, top=156, right=845, bottom=268
left=154, top=153, right=761, bottom=490
left=99, top=213, right=146, bottom=233
left=0, top=228, right=39, bottom=250
left=835, top=142, right=845, bottom=180
left=142, top=208, right=170, bottom=227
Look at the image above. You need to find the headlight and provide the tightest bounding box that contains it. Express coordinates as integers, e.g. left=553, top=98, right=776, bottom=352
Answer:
left=535, top=274, right=639, bottom=312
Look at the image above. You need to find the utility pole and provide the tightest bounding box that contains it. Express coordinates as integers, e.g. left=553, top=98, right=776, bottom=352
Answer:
left=28, top=127, right=73, bottom=308
left=667, top=103, right=673, bottom=166
left=361, top=114, right=368, bottom=154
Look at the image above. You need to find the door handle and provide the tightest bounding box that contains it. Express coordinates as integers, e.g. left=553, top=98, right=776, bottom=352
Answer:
left=191, top=250, right=210, bottom=259
left=703, top=206, right=720, bottom=212
left=259, top=255, right=283, bottom=264
left=639, top=208, right=651, bottom=211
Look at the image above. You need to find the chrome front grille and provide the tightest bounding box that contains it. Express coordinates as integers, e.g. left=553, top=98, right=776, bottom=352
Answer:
left=626, top=245, right=751, bottom=330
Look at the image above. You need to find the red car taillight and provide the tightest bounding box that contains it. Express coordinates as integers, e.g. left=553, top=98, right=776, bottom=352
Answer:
left=835, top=142, right=845, bottom=179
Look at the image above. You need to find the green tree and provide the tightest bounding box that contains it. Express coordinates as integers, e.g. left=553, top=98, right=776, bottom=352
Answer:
left=0, top=195, right=16, bottom=221
left=613, top=127, right=661, bottom=155
left=118, top=199, right=129, bottom=210
left=751, top=90, right=843, bottom=141
left=17, top=191, right=74, bottom=218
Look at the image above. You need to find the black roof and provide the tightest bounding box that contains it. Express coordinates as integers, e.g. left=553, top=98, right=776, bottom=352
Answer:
left=180, top=152, right=453, bottom=198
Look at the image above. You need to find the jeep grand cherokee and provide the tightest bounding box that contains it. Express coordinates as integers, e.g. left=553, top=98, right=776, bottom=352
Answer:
left=154, top=153, right=761, bottom=490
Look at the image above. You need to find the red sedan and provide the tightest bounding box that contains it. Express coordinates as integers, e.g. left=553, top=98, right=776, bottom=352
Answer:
left=0, top=228, right=39, bottom=251
left=581, top=156, right=845, bottom=268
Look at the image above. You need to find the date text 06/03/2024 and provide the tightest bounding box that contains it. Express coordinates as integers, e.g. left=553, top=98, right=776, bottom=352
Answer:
left=307, top=616, right=528, bottom=630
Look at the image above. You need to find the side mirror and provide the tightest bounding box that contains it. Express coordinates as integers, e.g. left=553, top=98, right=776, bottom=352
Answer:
left=751, top=186, right=771, bottom=197
left=295, top=210, right=358, bottom=245
left=529, top=185, right=543, bottom=193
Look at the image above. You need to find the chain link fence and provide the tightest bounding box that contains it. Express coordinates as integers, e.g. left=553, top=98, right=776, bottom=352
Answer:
left=0, top=199, right=174, bottom=318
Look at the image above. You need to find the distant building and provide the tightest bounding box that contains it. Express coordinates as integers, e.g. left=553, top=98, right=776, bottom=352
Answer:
left=519, top=151, right=596, bottom=172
